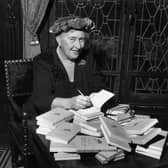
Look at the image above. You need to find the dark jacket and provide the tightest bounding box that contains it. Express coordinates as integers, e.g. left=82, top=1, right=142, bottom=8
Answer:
left=24, top=48, right=107, bottom=117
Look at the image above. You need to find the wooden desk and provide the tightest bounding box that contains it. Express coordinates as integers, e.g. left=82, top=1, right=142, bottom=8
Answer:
left=28, top=121, right=168, bottom=168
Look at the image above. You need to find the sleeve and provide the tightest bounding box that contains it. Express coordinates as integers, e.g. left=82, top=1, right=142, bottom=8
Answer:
left=31, top=57, right=55, bottom=113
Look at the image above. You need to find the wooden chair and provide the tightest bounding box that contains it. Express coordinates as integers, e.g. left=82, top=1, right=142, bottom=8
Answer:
left=4, top=59, right=34, bottom=168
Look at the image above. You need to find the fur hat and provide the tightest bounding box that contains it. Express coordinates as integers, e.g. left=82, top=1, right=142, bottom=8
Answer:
left=49, top=16, right=95, bottom=35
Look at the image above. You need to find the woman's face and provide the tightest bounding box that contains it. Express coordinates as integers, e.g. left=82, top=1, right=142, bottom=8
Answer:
left=56, top=29, right=87, bottom=61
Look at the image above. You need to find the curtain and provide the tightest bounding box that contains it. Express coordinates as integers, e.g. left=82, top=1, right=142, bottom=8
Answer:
left=21, top=0, right=49, bottom=58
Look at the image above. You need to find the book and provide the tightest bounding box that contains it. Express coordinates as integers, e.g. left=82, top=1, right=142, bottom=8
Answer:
left=70, top=135, right=116, bottom=153
left=80, top=128, right=102, bottom=137
left=53, top=152, right=81, bottom=161
left=135, top=149, right=161, bottom=159
left=36, top=126, right=53, bottom=135
left=96, top=149, right=120, bottom=161
left=107, top=113, right=133, bottom=122
left=36, top=108, right=74, bottom=128
left=70, top=107, right=103, bottom=121
left=89, top=89, right=115, bottom=108
left=73, top=116, right=101, bottom=132
left=99, top=116, right=131, bottom=143
left=106, top=104, right=130, bottom=115
left=135, top=130, right=168, bottom=159
left=149, top=130, right=168, bottom=151
left=123, top=118, right=158, bottom=135
left=130, top=127, right=162, bottom=145
left=46, top=122, right=80, bottom=144
left=95, top=153, right=109, bottom=164
left=95, top=149, right=125, bottom=164
left=50, top=142, right=77, bottom=153
left=101, top=124, right=131, bottom=152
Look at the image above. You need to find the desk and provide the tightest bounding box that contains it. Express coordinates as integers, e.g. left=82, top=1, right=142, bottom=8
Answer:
left=28, top=121, right=168, bottom=168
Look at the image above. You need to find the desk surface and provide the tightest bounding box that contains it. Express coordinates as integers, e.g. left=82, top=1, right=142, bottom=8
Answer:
left=29, top=121, right=168, bottom=168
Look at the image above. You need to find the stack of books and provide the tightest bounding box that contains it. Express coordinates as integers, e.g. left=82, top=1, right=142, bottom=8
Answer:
left=35, top=108, right=74, bottom=135
left=106, top=104, right=131, bottom=115
left=106, top=104, right=134, bottom=124
left=35, top=89, right=167, bottom=162
left=73, top=116, right=102, bottom=137
left=135, top=130, right=168, bottom=159
left=122, top=117, right=160, bottom=145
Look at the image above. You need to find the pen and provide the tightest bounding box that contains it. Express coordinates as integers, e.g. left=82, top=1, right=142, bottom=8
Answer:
left=77, top=89, right=84, bottom=96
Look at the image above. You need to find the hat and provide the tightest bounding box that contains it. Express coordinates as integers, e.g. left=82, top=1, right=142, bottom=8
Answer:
left=49, top=16, right=95, bottom=35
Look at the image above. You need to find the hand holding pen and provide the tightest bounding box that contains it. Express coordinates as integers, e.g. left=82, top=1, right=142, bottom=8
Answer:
left=70, top=89, right=92, bottom=110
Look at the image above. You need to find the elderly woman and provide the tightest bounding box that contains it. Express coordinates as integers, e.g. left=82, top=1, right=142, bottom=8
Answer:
left=25, top=16, right=107, bottom=116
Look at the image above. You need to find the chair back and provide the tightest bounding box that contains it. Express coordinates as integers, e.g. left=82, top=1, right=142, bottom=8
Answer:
left=4, top=59, right=33, bottom=98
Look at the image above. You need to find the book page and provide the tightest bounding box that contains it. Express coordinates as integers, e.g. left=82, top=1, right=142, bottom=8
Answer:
left=90, top=89, right=115, bottom=108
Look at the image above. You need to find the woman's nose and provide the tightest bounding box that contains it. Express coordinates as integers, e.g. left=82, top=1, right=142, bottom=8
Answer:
left=74, top=40, right=82, bottom=49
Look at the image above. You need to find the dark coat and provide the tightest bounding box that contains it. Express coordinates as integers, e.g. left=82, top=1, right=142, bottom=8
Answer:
left=24, top=48, right=107, bottom=117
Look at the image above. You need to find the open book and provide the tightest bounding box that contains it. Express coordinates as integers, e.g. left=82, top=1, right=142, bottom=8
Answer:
left=70, top=89, right=115, bottom=121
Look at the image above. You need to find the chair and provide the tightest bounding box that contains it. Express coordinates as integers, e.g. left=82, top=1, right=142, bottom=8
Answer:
left=4, top=59, right=34, bottom=168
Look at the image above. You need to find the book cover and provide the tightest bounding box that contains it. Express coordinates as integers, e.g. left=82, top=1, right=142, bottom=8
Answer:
left=46, top=122, right=80, bottom=144
left=100, top=116, right=131, bottom=143
left=130, top=127, right=162, bottom=145
left=70, top=135, right=116, bottom=153
left=101, top=124, right=131, bottom=152
left=123, top=118, right=158, bottom=135
left=36, top=108, right=74, bottom=127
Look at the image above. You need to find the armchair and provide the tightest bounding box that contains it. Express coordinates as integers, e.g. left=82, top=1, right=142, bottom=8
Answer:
left=4, top=59, right=34, bottom=168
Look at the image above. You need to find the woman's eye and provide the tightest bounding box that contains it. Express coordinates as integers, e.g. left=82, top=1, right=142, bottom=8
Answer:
left=69, top=37, right=76, bottom=41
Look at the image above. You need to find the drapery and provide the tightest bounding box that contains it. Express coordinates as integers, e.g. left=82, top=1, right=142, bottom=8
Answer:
left=21, top=0, right=49, bottom=58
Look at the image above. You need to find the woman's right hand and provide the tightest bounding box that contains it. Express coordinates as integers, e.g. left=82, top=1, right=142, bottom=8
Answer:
left=69, top=95, right=92, bottom=110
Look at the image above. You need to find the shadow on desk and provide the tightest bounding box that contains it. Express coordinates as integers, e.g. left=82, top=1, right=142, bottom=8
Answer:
left=28, top=121, right=168, bottom=168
